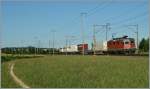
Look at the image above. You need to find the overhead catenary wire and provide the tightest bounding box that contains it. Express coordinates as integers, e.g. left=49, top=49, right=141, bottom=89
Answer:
left=109, top=12, right=148, bottom=37
left=74, top=0, right=113, bottom=23
left=86, top=1, right=148, bottom=42
left=59, top=0, right=113, bottom=32
left=86, top=1, right=147, bottom=44
left=55, top=0, right=148, bottom=49
left=101, top=2, right=147, bottom=23
left=111, top=11, right=148, bottom=26
left=86, top=0, right=113, bottom=17
left=87, top=1, right=147, bottom=33
left=111, top=13, right=148, bottom=30
left=79, top=0, right=113, bottom=52
left=56, top=0, right=114, bottom=49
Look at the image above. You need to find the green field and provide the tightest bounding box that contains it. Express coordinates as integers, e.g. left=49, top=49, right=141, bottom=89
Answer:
left=1, top=55, right=149, bottom=88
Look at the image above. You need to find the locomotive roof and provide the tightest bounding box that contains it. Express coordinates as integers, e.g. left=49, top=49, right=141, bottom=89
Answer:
left=109, top=37, right=134, bottom=42
left=113, top=37, right=134, bottom=40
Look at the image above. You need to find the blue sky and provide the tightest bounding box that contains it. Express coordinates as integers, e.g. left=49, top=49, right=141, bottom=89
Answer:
left=1, top=0, right=149, bottom=48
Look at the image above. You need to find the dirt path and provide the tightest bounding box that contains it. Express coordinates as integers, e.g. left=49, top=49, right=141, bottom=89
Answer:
left=10, top=63, right=30, bottom=88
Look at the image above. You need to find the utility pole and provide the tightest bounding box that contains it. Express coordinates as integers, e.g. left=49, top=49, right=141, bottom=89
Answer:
left=64, top=36, right=68, bottom=56
left=34, top=41, right=36, bottom=56
left=36, top=39, right=38, bottom=55
left=93, top=24, right=97, bottom=55
left=65, top=35, right=76, bottom=56
left=49, top=29, right=51, bottom=55
left=126, top=24, right=139, bottom=53
left=34, top=37, right=38, bottom=56
left=21, top=40, right=24, bottom=56
left=136, top=24, right=139, bottom=51
left=38, top=40, right=41, bottom=54
left=80, top=12, right=87, bottom=56
left=92, top=24, right=108, bottom=55
left=49, top=40, right=51, bottom=54
left=106, top=23, right=111, bottom=41
left=51, top=30, right=56, bottom=56
left=65, top=36, right=68, bottom=56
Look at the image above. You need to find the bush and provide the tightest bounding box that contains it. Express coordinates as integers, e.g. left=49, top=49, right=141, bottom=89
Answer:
left=1, top=56, right=14, bottom=62
left=1, top=55, right=44, bottom=63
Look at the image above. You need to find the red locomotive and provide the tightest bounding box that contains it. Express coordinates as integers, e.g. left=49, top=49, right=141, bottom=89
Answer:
left=107, top=36, right=136, bottom=54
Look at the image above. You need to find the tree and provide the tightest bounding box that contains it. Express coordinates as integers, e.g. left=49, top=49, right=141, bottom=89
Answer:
left=144, top=38, right=149, bottom=52
left=139, top=38, right=149, bottom=52
left=91, top=42, right=94, bottom=50
left=139, top=38, right=145, bottom=51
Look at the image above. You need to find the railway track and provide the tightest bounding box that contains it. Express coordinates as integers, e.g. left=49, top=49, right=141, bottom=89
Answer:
left=57, top=53, right=148, bottom=56
left=94, top=54, right=149, bottom=56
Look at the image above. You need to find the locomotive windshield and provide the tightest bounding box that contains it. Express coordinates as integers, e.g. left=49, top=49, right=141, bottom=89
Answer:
left=131, top=40, right=134, bottom=43
left=125, top=42, right=129, bottom=44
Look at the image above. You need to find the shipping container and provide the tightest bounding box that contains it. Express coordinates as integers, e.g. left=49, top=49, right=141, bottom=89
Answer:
left=93, top=41, right=107, bottom=51
left=59, top=45, right=78, bottom=53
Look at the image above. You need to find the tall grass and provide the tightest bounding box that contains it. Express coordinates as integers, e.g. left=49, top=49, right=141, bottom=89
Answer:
left=1, top=55, right=149, bottom=88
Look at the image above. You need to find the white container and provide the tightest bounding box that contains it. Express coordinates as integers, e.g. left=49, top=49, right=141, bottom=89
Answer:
left=94, top=41, right=107, bottom=51
left=66, top=45, right=78, bottom=52
left=60, top=45, right=78, bottom=52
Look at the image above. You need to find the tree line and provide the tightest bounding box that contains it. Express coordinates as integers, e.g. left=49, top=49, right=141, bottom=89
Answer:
left=139, top=37, right=149, bottom=52
left=1, top=46, right=59, bottom=54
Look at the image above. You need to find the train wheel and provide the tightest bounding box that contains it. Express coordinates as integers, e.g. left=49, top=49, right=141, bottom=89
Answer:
left=124, top=51, right=129, bottom=55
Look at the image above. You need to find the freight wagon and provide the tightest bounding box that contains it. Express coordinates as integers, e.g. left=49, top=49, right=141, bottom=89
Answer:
left=59, top=44, right=89, bottom=54
left=77, top=44, right=88, bottom=54
left=92, top=41, right=107, bottom=54
left=59, top=45, right=79, bottom=54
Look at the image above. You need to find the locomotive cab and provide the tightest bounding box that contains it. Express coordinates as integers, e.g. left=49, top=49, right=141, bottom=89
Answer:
left=124, top=39, right=131, bottom=49
left=123, top=38, right=136, bottom=54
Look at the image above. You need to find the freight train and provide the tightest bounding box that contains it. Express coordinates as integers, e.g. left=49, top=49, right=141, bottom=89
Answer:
left=59, top=36, right=137, bottom=55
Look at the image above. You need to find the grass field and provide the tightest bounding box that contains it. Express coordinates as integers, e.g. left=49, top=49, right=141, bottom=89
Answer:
left=1, top=55, right=149, bottom=88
